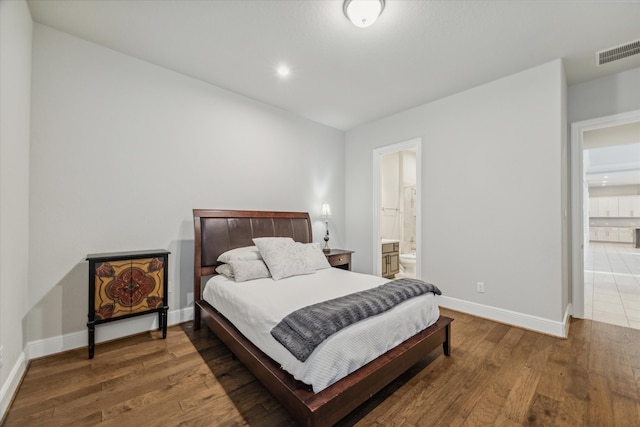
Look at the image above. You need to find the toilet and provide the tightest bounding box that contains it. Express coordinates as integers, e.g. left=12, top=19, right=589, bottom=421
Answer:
left=399, top=252, right=416, bottom=277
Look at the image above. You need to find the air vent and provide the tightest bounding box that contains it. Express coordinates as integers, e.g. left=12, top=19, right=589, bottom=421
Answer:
left=596, top=40, right=640, bottom=65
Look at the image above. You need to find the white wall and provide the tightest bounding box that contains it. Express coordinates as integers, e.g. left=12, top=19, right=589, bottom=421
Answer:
left=568, top=66, right=640, bottom=123
left=0, top=0, right=32, bottom=417
left=560, top=64, right=569, bottom=318
left=584, top=122, right=640, bottom=149
left=346, top=60, right=568, bottom=333
left=27, top=24, right=345, bottom=348
left=589, top=184, right=640, bottom=197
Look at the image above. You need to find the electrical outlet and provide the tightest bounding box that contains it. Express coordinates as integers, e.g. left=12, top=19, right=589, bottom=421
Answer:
left=476, top=282, right=485, bottom=293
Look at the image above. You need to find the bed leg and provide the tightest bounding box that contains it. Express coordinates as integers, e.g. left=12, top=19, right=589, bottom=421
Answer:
left=443, top=323, right=451, bottom=356
left=194, top=304, right=201, bottom=330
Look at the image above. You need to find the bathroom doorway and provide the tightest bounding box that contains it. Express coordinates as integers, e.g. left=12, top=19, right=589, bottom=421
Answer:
left=373, top=138, right=422, bottom=279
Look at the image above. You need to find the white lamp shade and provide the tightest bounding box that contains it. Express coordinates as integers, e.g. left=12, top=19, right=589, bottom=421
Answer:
left=321, top=203, right=332, bottom=218
left=344, top=0, right=384, bottom=28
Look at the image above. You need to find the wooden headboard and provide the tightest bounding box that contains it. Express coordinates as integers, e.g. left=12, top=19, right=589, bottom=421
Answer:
left=192, top=209, right=312, bottom=301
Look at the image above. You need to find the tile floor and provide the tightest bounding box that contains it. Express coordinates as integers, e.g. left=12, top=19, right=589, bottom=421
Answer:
left=584, top=241, right=640, bottom=329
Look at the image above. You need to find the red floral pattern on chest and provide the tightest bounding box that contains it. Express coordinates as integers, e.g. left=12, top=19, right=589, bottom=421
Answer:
left=105, top=267, right=155, bottom=307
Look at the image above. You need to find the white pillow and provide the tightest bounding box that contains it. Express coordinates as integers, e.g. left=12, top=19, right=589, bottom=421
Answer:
left=215, top=264, right=234, bottom=277
left=253, top=237, right=315, bottom=280
left=297, top=242, right=331, bottom=270
left=217, top=246, right=262, bottom=264
left=230, top=260, right=271, bottom=282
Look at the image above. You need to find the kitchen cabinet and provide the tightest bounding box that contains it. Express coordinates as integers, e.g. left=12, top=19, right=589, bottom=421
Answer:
left=595, top=227, right=619, bottom=242
left=590, top=195, right=640, bottom=218
left=618, top=196, right=640, bottom=217
left=590, top=226, right=638, bottom=243
left=597, top=197, right=619, bottom=217
left=589, top=198, right=599, bottom=217
left=618, top=228, right=635, bottom=243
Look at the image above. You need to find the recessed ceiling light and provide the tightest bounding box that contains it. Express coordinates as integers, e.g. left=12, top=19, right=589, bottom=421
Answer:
left=604, top=175, right=609, bottom=179
left=276, top=65, right=290, bottom=78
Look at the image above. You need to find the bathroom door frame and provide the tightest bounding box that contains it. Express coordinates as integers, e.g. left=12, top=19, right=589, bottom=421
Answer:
left=372, top=138, right=422, bottom=277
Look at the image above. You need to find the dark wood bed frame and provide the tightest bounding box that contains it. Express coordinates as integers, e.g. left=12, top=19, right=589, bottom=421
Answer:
left=193, top=209, right=452, bottom=427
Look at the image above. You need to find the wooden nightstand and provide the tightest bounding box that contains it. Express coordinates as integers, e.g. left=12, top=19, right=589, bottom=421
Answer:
left=324, top=249, right=354, bottom=271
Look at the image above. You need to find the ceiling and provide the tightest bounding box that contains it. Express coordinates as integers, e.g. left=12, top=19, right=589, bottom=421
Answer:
left=584, top=122, right=640, bottom=188
left=586, top=169, right=640, bottom=188
left=585, top=141, right=640, bottom=188
left=27, top=0, right=640, bottom=131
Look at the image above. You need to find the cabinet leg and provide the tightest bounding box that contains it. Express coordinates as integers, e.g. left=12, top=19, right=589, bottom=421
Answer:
left=162, top=306, right=168, bottom=339
left=87, top=321, right=95, bottom=359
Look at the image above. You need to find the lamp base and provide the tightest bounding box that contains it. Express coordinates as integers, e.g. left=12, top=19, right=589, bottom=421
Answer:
left=323, top=235, right=330, bottom=253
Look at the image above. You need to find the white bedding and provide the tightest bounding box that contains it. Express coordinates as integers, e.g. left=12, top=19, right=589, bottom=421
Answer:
left=203, top=267, right=440, bottom=392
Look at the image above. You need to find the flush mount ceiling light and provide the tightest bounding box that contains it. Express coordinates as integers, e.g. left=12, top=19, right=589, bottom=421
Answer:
left=343, top=0, right=385, bottom=28
left=276, top=64, right=290, bottom=78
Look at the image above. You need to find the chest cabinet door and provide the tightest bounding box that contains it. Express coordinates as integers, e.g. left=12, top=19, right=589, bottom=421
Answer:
left=94, top=256, right=165, bottom=320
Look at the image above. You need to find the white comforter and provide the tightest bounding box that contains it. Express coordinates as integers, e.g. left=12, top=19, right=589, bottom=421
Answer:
left=203, top=267, right=439, bottom=392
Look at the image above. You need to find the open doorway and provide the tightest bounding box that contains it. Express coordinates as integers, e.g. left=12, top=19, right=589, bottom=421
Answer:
left=571, top=110, right=640, bottom=327
left=583, top=136, right=640, bottom=328
left=372, top=138, right=422, bottom=279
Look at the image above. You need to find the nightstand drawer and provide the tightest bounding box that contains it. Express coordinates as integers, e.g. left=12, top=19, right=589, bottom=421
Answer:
left=328, top=253, right=351, bottom=267
left=324, top=249, right=354, bottom=271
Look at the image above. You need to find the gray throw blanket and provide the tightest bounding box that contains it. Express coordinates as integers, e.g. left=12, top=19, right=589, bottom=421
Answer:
left=271, top=278, right=441, bottom=362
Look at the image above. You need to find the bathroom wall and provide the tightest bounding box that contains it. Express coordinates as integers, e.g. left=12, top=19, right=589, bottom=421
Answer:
left=380, top=150, right=417, bottom=254
left=401, top=150, right=417, bottom=254
left=380, top=152, right=401, bottom=240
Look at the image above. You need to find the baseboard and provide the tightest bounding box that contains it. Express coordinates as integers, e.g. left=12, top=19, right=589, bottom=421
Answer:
left=26, top=306, right=194, bottom=360
left=0, top=352, right=26, bottom=422
left=563, top=303, right=572, bottom=337
left=438, top=296, right=570, bottom=337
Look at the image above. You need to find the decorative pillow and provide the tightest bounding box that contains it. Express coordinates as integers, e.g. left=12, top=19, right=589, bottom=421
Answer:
left=215, top=263, right=234, bottom=277
left=297, top=242, right=331, bottom=270
left=230, top=260, right=271, bottom=282
left=217, top=246, right=262, bottom=264
left=253, top=237, right=315, bottom=280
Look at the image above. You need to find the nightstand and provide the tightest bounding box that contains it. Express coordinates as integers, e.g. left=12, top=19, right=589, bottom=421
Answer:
left=324, top=249, right=354, bottom=271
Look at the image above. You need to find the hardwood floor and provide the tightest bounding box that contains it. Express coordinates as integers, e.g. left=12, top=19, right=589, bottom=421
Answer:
left=3, top=308, right=640, bottom=426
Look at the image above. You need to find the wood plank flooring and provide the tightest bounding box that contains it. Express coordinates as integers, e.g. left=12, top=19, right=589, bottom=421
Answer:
left=3, top=308, right=640, bottom=426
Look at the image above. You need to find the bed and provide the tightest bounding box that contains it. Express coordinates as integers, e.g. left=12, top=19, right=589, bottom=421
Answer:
left=193, top=209, right=452, bottom=426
